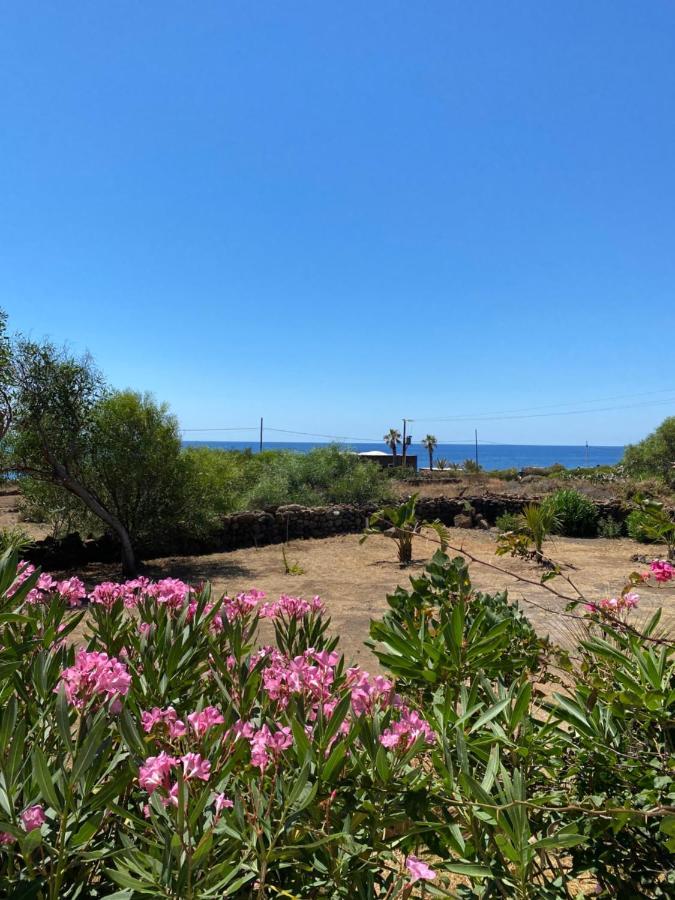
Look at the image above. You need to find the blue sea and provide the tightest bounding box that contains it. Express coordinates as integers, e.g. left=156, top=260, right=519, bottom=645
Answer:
left=183, top=440, right=624, bottom=471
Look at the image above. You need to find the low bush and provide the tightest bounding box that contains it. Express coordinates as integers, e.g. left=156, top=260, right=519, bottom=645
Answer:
left=495, top=511, right=522, bottom=533
left=462, top=458, right=482, bottom=473
left=543, top=489, right=598, bottom=537
left=597, top=515, right=624, bottom=538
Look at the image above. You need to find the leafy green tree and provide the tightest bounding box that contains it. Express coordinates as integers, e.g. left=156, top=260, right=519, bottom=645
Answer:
left=383, top=427, right=401, bottom=459
left=0, top=337, right=143, bottom=573
left=87, top=391, right=193, bottom=551
left=421, top=433, right=437, bottom=470
left=623, top=416, right=675, bottom=486
left=1, top=336, right=194, bottom=575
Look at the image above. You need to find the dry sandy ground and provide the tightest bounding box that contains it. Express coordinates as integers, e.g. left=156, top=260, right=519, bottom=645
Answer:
left=74, top=529, right=674, bottom=668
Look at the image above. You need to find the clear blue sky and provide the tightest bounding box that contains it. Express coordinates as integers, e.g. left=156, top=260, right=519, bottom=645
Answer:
left=2, top=1, right=674, bottom=446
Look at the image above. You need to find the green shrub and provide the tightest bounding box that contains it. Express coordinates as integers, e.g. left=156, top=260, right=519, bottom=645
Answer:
left=625, top=499, right=675, bottom=559
left=495, top=511, right=522, bottom=533
left=543, top=489, right=598, bottom=537
left=626, top=508, right=658, bottom=543
left=242, top=445, right=392, bottom=510
left=0, top=526, right=33, bottom=554
left=462, top=458, right=482, bottom=473
left=487, top=467, right=520, bottom=480
left=597, top=515, right=624, bottom=538
left=623, top=415, right=675, bottom=487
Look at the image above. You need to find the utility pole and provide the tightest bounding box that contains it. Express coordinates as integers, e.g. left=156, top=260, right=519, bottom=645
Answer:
left=402, top=419, right=407, bottom=467
left=259, top=417, right=263, bottom=453
left=475, top=429, right=479, bottom=467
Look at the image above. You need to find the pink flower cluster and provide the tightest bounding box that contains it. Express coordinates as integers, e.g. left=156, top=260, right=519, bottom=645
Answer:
left=141, top=706, right=188, bottom=739
left=57, top=650, right=131, bottom=710
left=9, top=563, right=86, bottom=607
left=138, top=751, right=211, bottom=808
left=222, top=589, right=266, bottom=621
left=584, top=592, right=640, bottom=615
left=646, top=560, right=674, bottom=583
left=260, top=594, right=324, bottom=619
left=248, top=723, right=293, bottom=771
left=346, top=667, right=397, bottom=716
left=262, top=648, right=339, bottom=710
left=90, top=577, right=192, bottom=612
left=380, top=707, right=436, bottom=751
left=141, top=705, right=224, bottom=740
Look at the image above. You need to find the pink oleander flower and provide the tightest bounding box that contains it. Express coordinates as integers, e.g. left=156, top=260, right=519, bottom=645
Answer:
left=89, top=582, right=127, bottom=611
left=57, top=650, right=131, bottom=710
left=146, top=578, right=193, bottom=611
left=406, top=855, right=436, bottom=883
left=21, top=571, right=59, bottom=605
left=181, top=753, right=211, bottom=781
left=214, top=793, right=234, bottom=814
left=248, top=723, right=293, bottom=771
left=141, top=706, right=187, bottom=738
left=123, top=576, right=152, bottom=605
left=0, top=831, right=15, bottom=845
left=188, top=706, right=224, bottom=737
left=7, top=561, right=36, bottom=599
left=585, top=593, right=640, bottom=616
left=650, top=560, right=674, bottom=583
left=138, top=752, right=177, bottom=795
left=220, top=589, right=266, bottom=621
left=380, top=707, right=435, bottom=751
left=347, top=667, right=397, bottom=716
left=56, top=577, right=87, bottom=607
left=262, top=649, right=338, bottom=710
left=185, top=600, right=224, bottom=633
left=259, top=593, right=324, bottom=619
left=20, top=805, right=46, bottom=832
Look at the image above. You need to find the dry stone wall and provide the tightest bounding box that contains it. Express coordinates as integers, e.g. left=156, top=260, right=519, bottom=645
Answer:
left=25, top=495, right=632, bottom=570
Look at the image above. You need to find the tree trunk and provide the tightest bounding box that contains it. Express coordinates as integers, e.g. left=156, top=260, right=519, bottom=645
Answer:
left=429, top=448, right=433, bottom=470
left=52, top=463, right=137, bottom=576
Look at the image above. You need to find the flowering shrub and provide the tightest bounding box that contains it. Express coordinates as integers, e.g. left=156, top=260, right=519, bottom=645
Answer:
left=0, top=549, right=673, bottom=898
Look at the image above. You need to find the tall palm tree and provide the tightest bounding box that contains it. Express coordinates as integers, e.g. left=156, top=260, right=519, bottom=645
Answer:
left=383, top=428, right=401, bottom=459
left=422, top=434, right=438, bottom=471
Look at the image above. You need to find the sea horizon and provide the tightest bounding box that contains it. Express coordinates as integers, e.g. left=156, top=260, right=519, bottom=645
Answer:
left=183, top=440, right=625, bottom=470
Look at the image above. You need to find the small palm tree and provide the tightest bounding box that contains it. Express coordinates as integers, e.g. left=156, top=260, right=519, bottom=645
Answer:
left=519, top=503, right=560, bottom=553
left=383, top=428, right=402, bottom=459
left=421, top=434, right=438, bottom=470
left=361, top=494, right=447, bottom=566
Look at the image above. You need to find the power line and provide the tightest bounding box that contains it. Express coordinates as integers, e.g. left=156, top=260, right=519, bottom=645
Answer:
left=181, top=426, right=259, bottom=433
left=409, top=388, right=675, bottom=423
left=409, top=396, right=675, bottom=424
